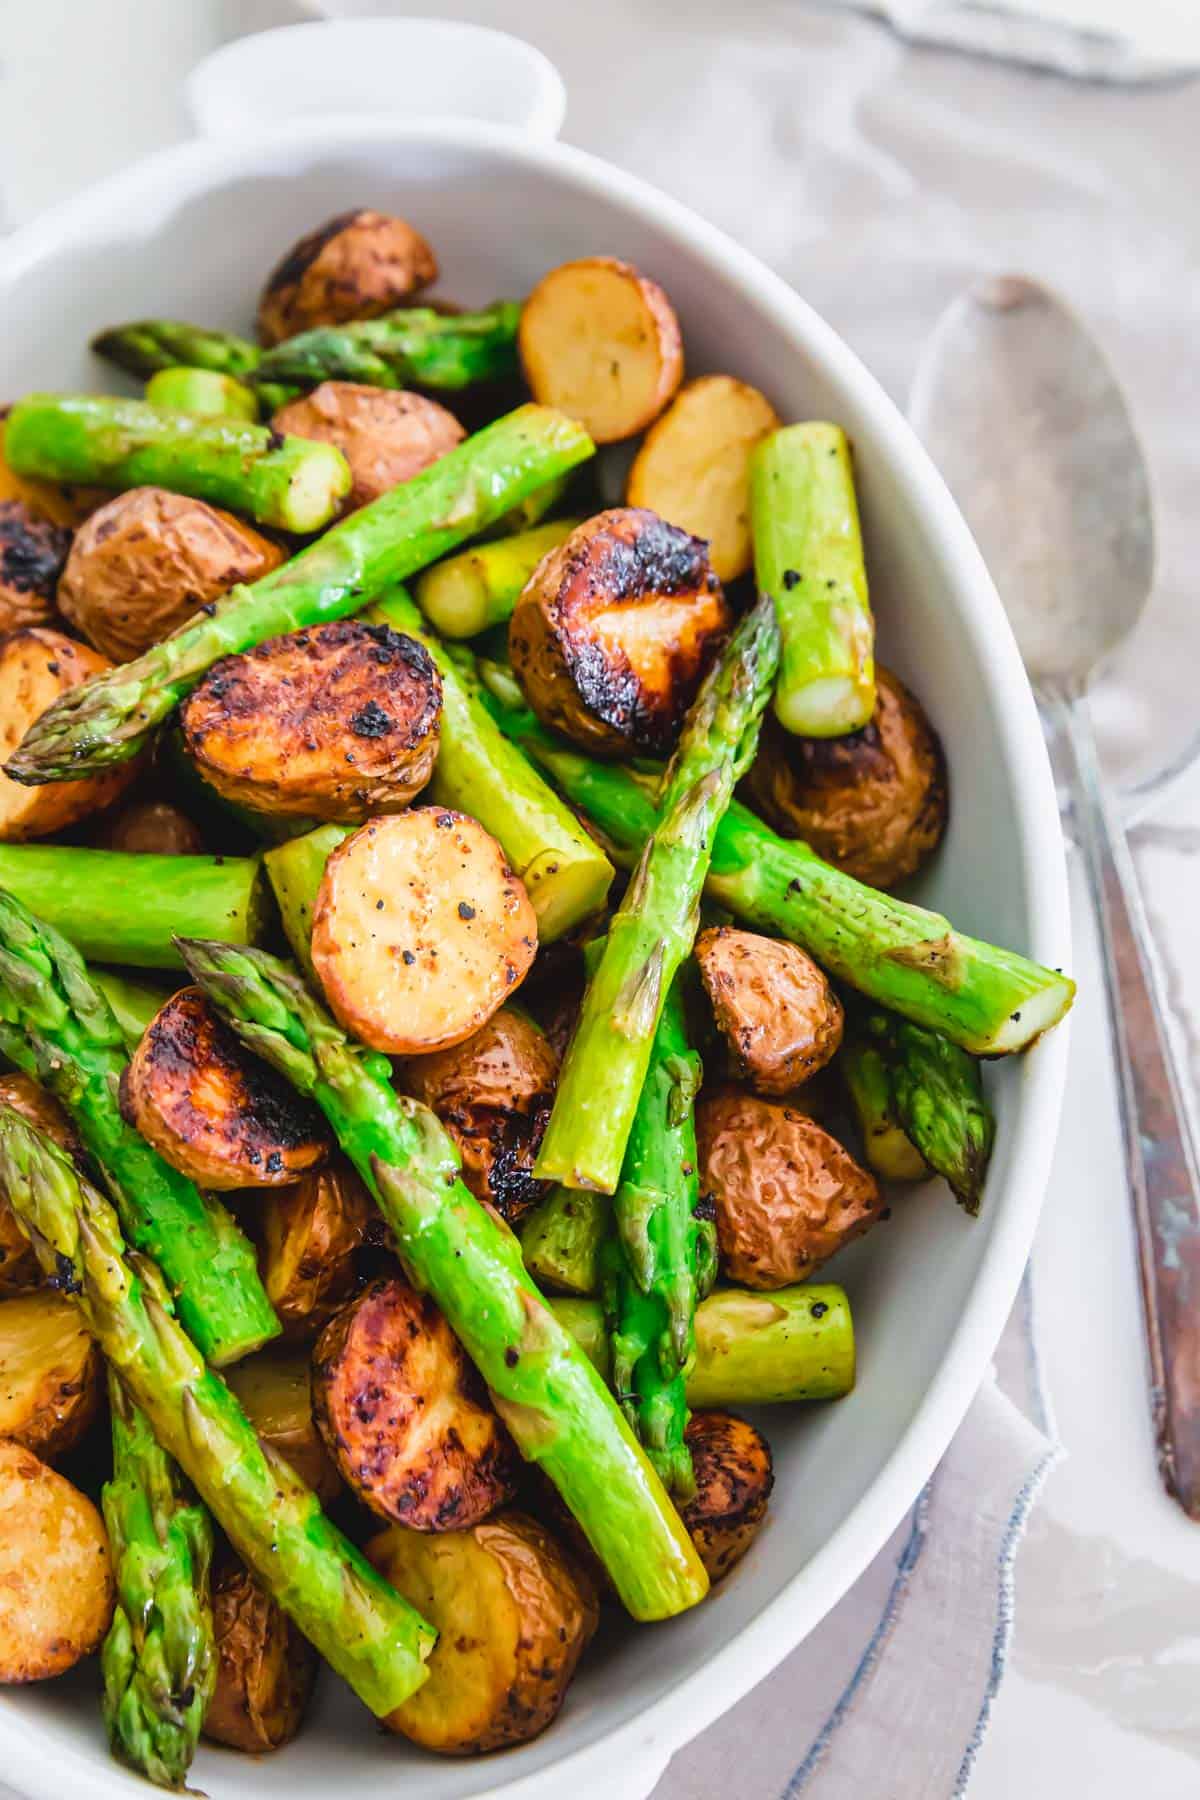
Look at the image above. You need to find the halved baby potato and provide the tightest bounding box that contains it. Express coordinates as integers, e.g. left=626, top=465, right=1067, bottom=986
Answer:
left=0, top=500, right=71, bottom=633
left=313, top=1275, right=519, bottom=1531
left=257, top=208, right=438, bottom=346
left=257, top=1161, right=374, bottom=1341
left=272, top=383, right=464, bottom=511
left=366, top=1511, right=598, bottom=1753
left=100, top=799, right=204, bottom=856
left=0, top=1292, right=103, bottom=1463
left=120, top=985, right=330, bottom=1190
left=204, top=1551, right=318, bottom=1753
left=626, top=375, right=781, bottom=581
left=0, top=1074, right=83, bottom=1295
left=224, top=1348, right=342, bottom=1503
left=181, top=620, right=442, bottom=823
left=519, top=256, right=683, bottom=443
left=0, top=1438, right=114, bottom=1682
left=508, top=507, right=729, bottom=755
left=56, top=487, right=284, bottom=663
left=0, top=628, right=138, bottom=841
left=695, top=926, right=844, bottom=1095
left=311, top=811, right=538, bottom=1055
left=680, top=1410, right=773, bottom=1582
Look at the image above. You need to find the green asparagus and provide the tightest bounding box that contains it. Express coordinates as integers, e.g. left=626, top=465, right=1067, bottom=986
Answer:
left=180, top=937, right=709, bottom=1622
left=91, top=971, right=170, bottom=1052
left=0, top=1107, right=435, bottom=1716
left=866, top=1010, right=995, bottom=1213
left=520, top=1183, right=608, bottom=1295
left=101, top=1373, right=216, bottom=1790
left=536, top=595, right=780, bottom=1193
left=0, top=889, right=277, bottom=1365
left=414, top=518, right=579, bottom=638
left=7, top=405, right=594, bottom=785
left=841, top=1037, right=929, bottom=1183
left=252, top=301, right=521, bottom=393
left=265, top=824, right=350, bottom=981
left=92, top=320, right=262, bottom=380
left=751, top=423, right=875, bottom=737
left=144, top=367, right=259, bottom=422
left=3, top=394, right=350, bottom=533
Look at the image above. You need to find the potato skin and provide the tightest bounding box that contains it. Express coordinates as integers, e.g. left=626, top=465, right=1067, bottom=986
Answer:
left=697, top=1089, right=884, bottom=1287
left=257, top=208, right=438, bottom=346
left=695, top=927, right=844, bottom=1095
left=257, top=1162, right=373, bottom=1342
left=0, top=1438, right=114, bottom=1681
left=745, top=666, right=948, bottom=890
left=509, top=507, right=729, bottom=755
left=313, top=1276, right=519, bottom=1531
left=680, top=1411, right=773, bottom=1582
left=181, top=620, right=442, bottom=823
left=100, top=799, right=204, bottom=855
left=0, top=1075, right=84, bottom=1295
left=0, top=628, right=138, bottom=841
left=57, top=487, right=284, bottom=663
left=0, top=1292, right=103, bottom=1463
left=366, top=1510, right=598, bottom=1753
left=120, top=985, right=330, bottom=1191
left=273, top=383, right=464, bottom=510
left=204, top=1552, right=317, bottom=1752
left=0, top=500, right=71, bottom=632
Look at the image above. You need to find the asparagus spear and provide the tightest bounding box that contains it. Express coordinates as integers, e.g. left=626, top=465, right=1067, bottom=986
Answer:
left=536, top=595, right=780, bottom=1193
left=144, top=367, right=260, bottom=423
left=555, top=1282, right=855, bottom=1405
left=3, top=395, right=350, bottom=533
left=7, top=405, right=593, bottom=786
left=252, top=302, right=521, bottom=393
left=101, top=1372, right=216, bottom=1790
left=476, top=667, right=1075, bottom=1055
left=0, top=1107, right=436, bottom=1716
left=413, top=518, right=579, bottom=638
left=91, top=971, right=170, bottom=1052
left=865, top=1010, right=995, bottom=1213
left=520, top=1182, right=608, bottom=1295
left=751, top=423, right=875, bottom=737
left=92, top=320, right=262, bottom=380
left=0, top=889, right=277, bottom=1365
left=265, top=824, right=349, bottom=981
left=180, top=937, right=709, bottom=1622
left=0, top=845, right=268, bottom=970
left=841, top=1037, right=929, bottom=1183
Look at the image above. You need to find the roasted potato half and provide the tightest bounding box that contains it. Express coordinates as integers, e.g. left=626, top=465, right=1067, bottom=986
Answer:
left=311, top=811, right=538, bottom=1055
left=0, top=415, right=103, bottom=527
left=0, top=500, right=71, bottom=633
left=695, top=926, right=844, bottom=1095
left=0, top=628, right=138, bottom=841
left=626, top=375, right=781, bottom=582
left=181, top=620, right=442, bottom=823
left=314, top=1276, right=519, bottom=1531
left=519, top=257, right=683, bottom=443
left=366, top=1511, right=598, bottom=1754
left=56, top=487, right=284, bottom=663
left=745, top=666, right=948, bottom=890
left=272, top=383, right=464, bottom=510
left=100, top=799, right=204, bottom=856
left=204, top=1551, right=318, bottom=1753
left=257, top=1162, right=374, bottom=1341
left=697, top=1089, right=884, bottom=1287
left=680, top=1411, right=773, bottom=1582
left=224, top=1349, right=341, bottom=1504
left=508, top=507, right=729, bottom=756
left=120, top=985, right=330, bottom=1191
left=0, top=1438, right=114, bottom=1682
left=0, top=1293, right=103, bottom=1463
left=397, top=1007, right=558, bottom=1225
left=257, top=208, right=438, bottom=346
left=0, top=1075, right=83, bottom=1295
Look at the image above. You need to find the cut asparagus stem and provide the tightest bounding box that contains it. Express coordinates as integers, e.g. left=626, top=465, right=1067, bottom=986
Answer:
left=7, top=405, right=593, bottom=786
left=144, top=367, right=260, bottom=423
left=840, top=1037, right=929, bottom=1183
left=477, top=667, right=1075, bottom=1055
left=751, top=422, right=875, bottom=737
left=0, top=846, right=269, bottom=970
left=265, top=824, right=350, bottom=981
left=180, top=937, right=709, bottom=1623
left=252, top=302, right=521, bottom=393
left=520, top=1183, right=608, bottom=1295
left=0, top=1108, right=435, bottom=1717
left=91, top=320, right=263, bottom=380
left=101, top=1372, right=216, bottom=1791
left=0, top=889, right=277, bottom=1365
left=91, top=971, right=170, bottom=1053
left=536, top=595, right=780, bottom=1193
left=413, top=518, right=579, bottom=638
left=865, top=1009, right=995, bottom=1213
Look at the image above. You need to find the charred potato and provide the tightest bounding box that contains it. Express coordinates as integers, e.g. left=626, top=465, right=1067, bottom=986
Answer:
left=0, top=1293, right=103, bottom=1462
left=519, top=257, right=683, bottom=443
left=181, top=620, right=442, bottom=823
left=0, top=1075, right=82, bottom=1295
left=0, top=415, right=103, bottom=528
left=56, top=487, right=284, bottom=663
left=680, top=1411, right=773, bottom=1582
left=397, top=1007, right=558, bottom=1225
left=224, top=1349, right=341, bottom=1503
left=120, top=985, right=330, bottom=1190
left=257, top=208, right=438, bottom=346
left=745, top=666, right=948, bottom=890
left=257, top=1162, right=373, bottom=1341
left=508, top=507, right=729, bottom=756
left=695, top=926, right=844, bottom=1095
left=697, top=1089, right=884, bottom=1287
left=0, top=1438, right=114, bottom=1681
left=272, top=383, right=464, bottom=510
left=0, top=500, right=71, bottom=632
left=100, top=799, right=204, bottom=855
left=313, top=1276, right=519, bottom=1531
left=204, top=1551, right=318, bottom=1752
left=366, top=1511, right=597, bottom=1753
left=311, top=811, right=538, bottom=1055
left=0, top=628, right=138, bottom=841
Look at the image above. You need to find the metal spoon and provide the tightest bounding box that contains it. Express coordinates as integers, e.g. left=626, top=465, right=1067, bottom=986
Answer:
left=910, top=273, right=1200, bottom=1518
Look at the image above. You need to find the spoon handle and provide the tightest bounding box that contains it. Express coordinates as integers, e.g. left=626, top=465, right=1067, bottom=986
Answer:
left=1054, top=690, right=1200, bottom=1518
